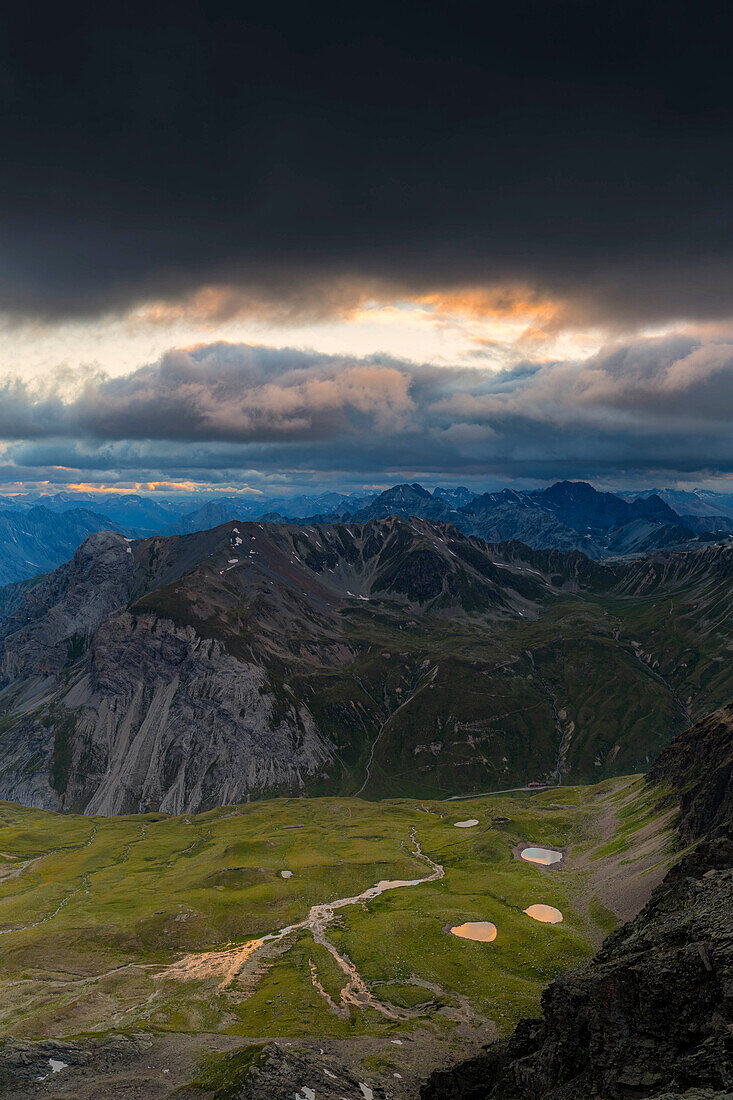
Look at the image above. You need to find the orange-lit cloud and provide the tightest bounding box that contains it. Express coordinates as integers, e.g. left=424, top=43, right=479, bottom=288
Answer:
left=2, top=333, right=733, bottom=486
left=132, top=281, right=575, bottom=336
left=131, top=280, right=386, bottom=328
left=31, top=480, right=265, bottom=496
left=415, top=288, right=567, bottom=326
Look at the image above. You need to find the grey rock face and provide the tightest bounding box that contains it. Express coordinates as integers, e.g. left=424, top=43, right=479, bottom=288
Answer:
left=0, top=526, right=336, bottom=814
left=0, top=532, right=138, bottom=811
left=0, top=530, right=135, bottom=685
left=65, top=612, right=331, bottom=815
left=646, top=702, right=733, bottom=844
left=0, top=1034, right=152, bottom=1099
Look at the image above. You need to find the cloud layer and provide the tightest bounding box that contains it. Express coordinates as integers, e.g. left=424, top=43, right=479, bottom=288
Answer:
left=1, top=336, right=731, bottom=487
left=1, top=4, right=733, bottom=327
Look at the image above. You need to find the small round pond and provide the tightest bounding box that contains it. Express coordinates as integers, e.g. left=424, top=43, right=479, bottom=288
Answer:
left=520, top=846, right=563, bottom=866
left=450, top=921, right=497, bottom=942
left=454, top=819, right=479, bottom=828
left=523, top=904, right=563, bottom=924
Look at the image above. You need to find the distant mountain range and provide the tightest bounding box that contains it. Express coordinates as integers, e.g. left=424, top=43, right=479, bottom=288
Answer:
left=622, top=486, right=733, bottom=519
left=1, top=481, right=731, bottom=588
left=169, top=480, right=733, bottom=558
left=0, top=506, right=129, bottom=586
left=1, top=492, right=188, bottom=533
left=0, top=516, right=730, bottom=814
left=330, top=480, right=732, bottom=557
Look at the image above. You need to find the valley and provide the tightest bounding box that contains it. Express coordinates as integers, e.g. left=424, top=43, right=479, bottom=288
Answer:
left=0, top=501, right=729, bottom=1097
left=0, top=775, right=676, bottom=1096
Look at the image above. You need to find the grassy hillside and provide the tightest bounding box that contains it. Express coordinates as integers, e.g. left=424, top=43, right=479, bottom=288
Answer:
left=301, top=595, right=689, bottom=798
left=0, top=779, right=675, bottom=1044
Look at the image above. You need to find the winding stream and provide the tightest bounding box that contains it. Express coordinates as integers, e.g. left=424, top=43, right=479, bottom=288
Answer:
left=161, top=828, right=445, bottom=1018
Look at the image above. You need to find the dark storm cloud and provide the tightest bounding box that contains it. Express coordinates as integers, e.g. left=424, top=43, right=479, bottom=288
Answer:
left=0, top=345, right=415, bottom=443
left=1, top=336, right=732, bottom=482
left=2, top=2, right=733, bottom=324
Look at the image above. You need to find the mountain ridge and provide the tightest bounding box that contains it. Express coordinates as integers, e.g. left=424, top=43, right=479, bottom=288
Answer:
left=0, top=505, right=129, bottom=587
left=0, top=517, right=731, bottom=815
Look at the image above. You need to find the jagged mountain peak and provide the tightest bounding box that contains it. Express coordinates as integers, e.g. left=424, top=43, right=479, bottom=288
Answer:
left=127, top=514, right=543, bottom=625
left=529, top=479, right=680, bottom=530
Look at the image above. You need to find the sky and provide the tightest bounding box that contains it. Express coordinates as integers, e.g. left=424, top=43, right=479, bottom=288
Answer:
left=1, top=1, right=732, bottom=496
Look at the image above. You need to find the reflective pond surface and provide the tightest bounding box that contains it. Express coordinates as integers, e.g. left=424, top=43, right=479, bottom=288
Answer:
left=450, top=921, right=497, bottom=942
left=520, top=846, right=563, bottom=866
left=454, top=819, right=479, bottom=828
left=523, top=904, right=563, bottom=923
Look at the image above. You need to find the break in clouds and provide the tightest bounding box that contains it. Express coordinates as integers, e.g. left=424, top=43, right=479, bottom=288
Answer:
left=1, top=335, right=732, bottom=486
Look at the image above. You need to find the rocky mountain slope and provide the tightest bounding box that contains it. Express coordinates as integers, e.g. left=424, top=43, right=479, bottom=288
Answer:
left=0, top=505, right=128, bottom=586
left=646, top=704, right=733, bottom=843
left=0, top=519, right=731, bottom=814
left=422, top=704, right=733, bottom=1100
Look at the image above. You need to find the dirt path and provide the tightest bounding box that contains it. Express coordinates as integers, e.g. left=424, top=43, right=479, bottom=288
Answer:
left=355, top=666, right=438, bottom=796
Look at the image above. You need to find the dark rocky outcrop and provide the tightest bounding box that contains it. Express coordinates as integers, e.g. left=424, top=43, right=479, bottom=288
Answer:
left=0, top=1034, right=152, bottom=1098
left=422, top=706, right=733, bottom=1100
left=181, top=1042, right=387, bottom=1099
left=646, top=703, right=733, bottom=844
